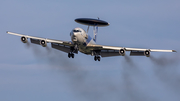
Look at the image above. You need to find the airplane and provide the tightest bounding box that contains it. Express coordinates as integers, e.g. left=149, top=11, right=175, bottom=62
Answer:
left=7, top=18, right=176, bottom=61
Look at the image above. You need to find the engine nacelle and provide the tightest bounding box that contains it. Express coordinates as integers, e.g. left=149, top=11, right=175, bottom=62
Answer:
left=21, top=36, right=27, bottom=43
left=40, top=40, right=47, bottom=47
left=144, top=50, right=150, bottom=57
left=119, top=48, right=125, bottom=56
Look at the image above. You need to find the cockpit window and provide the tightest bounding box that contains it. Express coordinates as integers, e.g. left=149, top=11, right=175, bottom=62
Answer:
left=73, top=30, right=81, bottom=32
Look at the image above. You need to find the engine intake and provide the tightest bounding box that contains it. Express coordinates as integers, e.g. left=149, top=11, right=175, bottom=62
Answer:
left=119, top=48, right=125, bottom=56
left=144, top=50, right=150, bottom=57
left=40, top=40, right=47, bottom=47
left=21, top=36, right=27, bottom=43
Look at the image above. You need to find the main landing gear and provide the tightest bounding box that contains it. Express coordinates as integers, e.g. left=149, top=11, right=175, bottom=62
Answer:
left=94, top=56, right=101, bottom=61
left=68, top=44, right=78, bottom=59
left=68, top=52, right=74, bottom=58
left=91, top=50, right=101, bottom=61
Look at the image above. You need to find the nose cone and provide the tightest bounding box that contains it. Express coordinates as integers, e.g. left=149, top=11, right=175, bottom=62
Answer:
left=71, top=32, right=78, bottom=42
left=72, top=32, right=78, bottom=37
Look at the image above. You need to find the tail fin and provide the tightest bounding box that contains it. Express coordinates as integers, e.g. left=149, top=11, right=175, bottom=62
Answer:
left=93, top=26, right=98, bottom=42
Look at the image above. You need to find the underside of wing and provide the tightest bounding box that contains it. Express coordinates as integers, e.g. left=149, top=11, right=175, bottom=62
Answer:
left=7, top=31, right=176, bottom=58
left=87, top=44, right=176, bottom=57
left=7, top=31, right=74, bottom=53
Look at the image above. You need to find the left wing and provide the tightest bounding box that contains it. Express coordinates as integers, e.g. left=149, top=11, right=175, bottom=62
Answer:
left=87, top=44, right=176, bottom=57
left=7, top=31, right=75, bottom=53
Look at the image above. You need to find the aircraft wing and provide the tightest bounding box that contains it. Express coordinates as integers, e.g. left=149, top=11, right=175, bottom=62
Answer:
left=7, top=31, right=74, bottom=53
left=87, top=44, right=176, bottom=57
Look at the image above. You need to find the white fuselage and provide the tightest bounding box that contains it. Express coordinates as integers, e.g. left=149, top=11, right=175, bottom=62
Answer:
left=70, top=27, right=96, bottom=54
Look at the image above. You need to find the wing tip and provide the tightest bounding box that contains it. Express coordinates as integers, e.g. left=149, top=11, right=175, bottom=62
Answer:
left=172, top=50, right=177, bottom=52
left=6, top=31, right=9, bottom=33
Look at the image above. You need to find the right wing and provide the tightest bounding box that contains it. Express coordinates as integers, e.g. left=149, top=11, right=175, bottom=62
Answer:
left=7, top=31, right=75, bottom=53
left=86, top=44, right=176, bottom=57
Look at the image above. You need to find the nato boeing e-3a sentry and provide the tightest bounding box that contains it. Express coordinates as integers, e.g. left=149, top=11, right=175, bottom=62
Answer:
left=7, top=18, right=176, bottom=61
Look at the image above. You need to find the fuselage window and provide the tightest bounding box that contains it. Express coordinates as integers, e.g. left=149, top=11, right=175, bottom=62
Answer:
left=73, top=30, right=81, bottom=32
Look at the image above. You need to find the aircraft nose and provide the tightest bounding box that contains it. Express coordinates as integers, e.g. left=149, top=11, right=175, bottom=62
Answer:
left=73, top=32, right=78, bottom=37
left=71, top=33, right=78, bottom=42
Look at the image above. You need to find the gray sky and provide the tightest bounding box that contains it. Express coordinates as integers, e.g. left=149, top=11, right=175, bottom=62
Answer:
left=0, top=0, right=180, bottom=101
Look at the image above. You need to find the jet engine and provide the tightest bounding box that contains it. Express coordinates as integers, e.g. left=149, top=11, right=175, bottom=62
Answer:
left=40, top=40, right=47, bottom=47
left=144, top=50, right=150, bottom=57
left=21, top=36, right=27, bottom=43
left=119, top=48, right=125, bottom=56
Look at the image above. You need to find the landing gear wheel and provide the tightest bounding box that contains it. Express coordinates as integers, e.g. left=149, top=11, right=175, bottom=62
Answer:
left=68, top=53, right=71, bottom=58
left=94, top=56, right=100, bottom=61
left=97, top=57, right=100, bottom=61
left=72, top=54, right=74, bottom=58
left=94, top=56, right=97, bottom=61
left=68, top=53, right=75, bottom=58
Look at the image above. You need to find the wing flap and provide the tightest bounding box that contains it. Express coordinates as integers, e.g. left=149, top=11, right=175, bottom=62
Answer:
left=100, top=50, right=120, bottom=57
left=30, top=38, right=40, bottom=45
left=130, top=51, right=145, bottom=56
left=51, top=43, right=70, bottom=53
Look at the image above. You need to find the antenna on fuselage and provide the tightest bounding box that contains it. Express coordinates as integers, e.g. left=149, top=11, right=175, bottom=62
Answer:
left=87, top=25, right=90, bottom=33
left=93, top=25, right=98, bottom=42
left=74, top=18, right=109, bottom=42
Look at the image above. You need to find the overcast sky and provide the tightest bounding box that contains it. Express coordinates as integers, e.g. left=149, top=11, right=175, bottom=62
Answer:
left=0, top=0, right=180, bottom=101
